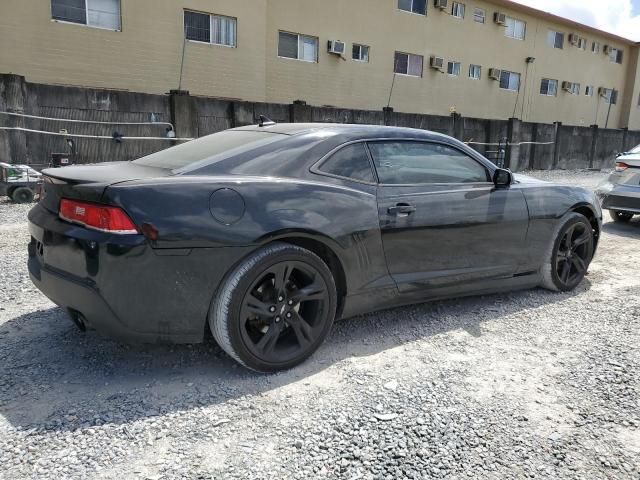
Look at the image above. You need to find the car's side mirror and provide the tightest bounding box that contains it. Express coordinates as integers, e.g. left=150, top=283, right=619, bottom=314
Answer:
left=493, top=168, right=513, bottom=188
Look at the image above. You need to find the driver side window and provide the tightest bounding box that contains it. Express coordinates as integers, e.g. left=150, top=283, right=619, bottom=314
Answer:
left=368, top=141, right=490, bottom=185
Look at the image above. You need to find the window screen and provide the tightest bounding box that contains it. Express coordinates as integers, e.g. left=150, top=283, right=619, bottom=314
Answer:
left=398, top=0, right=427, bottom=15
left=500, top=71, right=520, bottom=91
left=368, top=142, right=489, bottom=185
left=319, top=144, right=375, bottom=183
left=52, top=0, right=86, bottom=24
left=278, top=32, right=317, bottom=62
left=184, top=11, right=211, bottom=42
left=211, top=15, right=236, bottom=46
left=394, top=52, right=423, bottom=77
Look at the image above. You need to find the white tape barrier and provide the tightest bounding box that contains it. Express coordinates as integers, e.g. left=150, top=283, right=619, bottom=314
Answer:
left=0, top=126, right=193, bottom=142
left=0, top=111, right=174, bottom=131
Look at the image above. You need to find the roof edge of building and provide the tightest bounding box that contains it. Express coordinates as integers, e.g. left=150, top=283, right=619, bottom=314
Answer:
left=488, top=0, right=636, bottom=46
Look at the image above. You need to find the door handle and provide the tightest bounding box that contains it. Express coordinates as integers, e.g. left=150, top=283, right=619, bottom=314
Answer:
left=388, top=203, right=416, bottom=216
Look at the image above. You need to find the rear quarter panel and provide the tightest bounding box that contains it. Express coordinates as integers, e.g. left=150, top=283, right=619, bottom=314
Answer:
left=104, top=176, right=389, bottom=297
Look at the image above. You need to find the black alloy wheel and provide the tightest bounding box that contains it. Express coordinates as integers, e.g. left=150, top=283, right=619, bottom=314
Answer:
left=553, top=221, right=593, bottom=290
left=239, top=260, right=330, bottom=365
left=210, top=243, right=337, bottom=372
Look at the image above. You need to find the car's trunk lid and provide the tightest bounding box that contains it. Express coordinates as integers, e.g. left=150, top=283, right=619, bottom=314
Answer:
left=40, top=162, right=170, bottom=213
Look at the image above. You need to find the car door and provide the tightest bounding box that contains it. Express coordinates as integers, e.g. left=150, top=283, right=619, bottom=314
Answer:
left=368, top=140, right=530, bottom=293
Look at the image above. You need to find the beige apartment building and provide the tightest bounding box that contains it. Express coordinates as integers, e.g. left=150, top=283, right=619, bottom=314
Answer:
left=1, top=0, right=640, bottom=129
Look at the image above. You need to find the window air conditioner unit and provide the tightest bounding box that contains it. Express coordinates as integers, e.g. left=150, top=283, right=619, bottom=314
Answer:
left=434, top=0, right=448, bottom=10
left=327, top=40, right=346, bottom=56
left=488, top=68, right=501, bottom=80
left=430, top=56, right=445, bottom=70
left=568, top=34, right=578, bottom=45
left=562, top=81, right=573, bottom=92
left=494, top=12, right=506, bottom=25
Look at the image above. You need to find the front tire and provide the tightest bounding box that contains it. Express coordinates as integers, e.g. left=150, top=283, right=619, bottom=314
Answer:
left=609, top=210, right=634, bottom=223
left=11, top=187, right=34, bottom=204
left=541, top=213, right=595, bottom=292
left=209, top=242, right=337, bottom=373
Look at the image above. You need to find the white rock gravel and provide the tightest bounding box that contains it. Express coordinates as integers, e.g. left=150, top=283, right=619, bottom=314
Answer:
left=0, top=170, right=639, bottom=480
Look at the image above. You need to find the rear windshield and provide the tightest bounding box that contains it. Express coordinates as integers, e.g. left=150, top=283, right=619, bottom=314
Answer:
left=134, top=130, right=285, bottom=170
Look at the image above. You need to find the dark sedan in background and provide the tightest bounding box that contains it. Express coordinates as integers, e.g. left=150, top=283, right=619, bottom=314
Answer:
left=596, top=147, right=640, bottom=223
left=28, top=123, right=602, bottom=372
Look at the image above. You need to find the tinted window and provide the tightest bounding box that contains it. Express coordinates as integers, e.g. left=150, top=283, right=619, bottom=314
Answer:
left=319, top=143, right=375, bottom=183
left=368, top=142, right=490, bottom=185
left=134, top=131, right=285, bottom=170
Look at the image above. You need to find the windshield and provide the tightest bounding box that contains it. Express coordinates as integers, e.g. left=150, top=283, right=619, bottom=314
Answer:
left=134, top=130, right=286, bottom=170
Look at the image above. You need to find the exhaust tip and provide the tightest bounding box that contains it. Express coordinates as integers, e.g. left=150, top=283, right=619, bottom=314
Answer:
left=67, top=309, right=87, bottom=332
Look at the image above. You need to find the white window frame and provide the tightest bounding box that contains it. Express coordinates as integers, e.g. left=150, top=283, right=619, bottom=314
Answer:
left=397, top=0, right=427, bottom=16
left=547, top=30, right=564, bottom=49
left=452, top=2, right=465, bottom=19
left=352, top=44, right=370, bottom=62
left=609, top=48, right=623, bottom=64
left=184, top=11, right=237, bottom=48
left=473, top=8, right=485, bottom=23
left=504, top=17, right=525, bottom=40
left=51, top=0, right=122, bottom=31
left=592, top=41, right=600, bottom=53
left=394, top=52, right=424, bottom=77
left=540, top=78, right=558, bottom=97
left=577, top=37, right=587, bottom=50
left=278, top=31, right=318, bottom=63
left=447, top=61, right=461, bottom=76
left=586, top=86, right=594, bottom=97
left=469, top=64, right=481, bottom=80
left=499, top=71, right=520, bottom=92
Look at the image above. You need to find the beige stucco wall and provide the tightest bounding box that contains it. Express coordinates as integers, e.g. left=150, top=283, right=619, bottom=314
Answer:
left=0, top=0, right=638, bottom=129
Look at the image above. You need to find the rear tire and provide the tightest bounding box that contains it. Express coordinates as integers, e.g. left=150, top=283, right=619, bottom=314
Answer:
left=11, top=187, right=34, bottom=204
left=541, top=212, right=595, bottom=292
left=609, top=210, right=634, bottom=223
left=209, top=242, right=337, bottom=373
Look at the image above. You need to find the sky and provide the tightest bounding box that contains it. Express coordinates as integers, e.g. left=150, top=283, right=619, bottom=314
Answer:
left=511, top=0, right=640, bottom=41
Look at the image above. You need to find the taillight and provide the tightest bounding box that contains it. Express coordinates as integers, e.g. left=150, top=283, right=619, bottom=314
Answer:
left=615, top=162, right=629, bottom=172
left=59, top=199, right=138, bottom=234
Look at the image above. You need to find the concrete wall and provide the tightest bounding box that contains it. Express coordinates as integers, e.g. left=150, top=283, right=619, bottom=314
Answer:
left=1, top=0, right=638, bottom=129
left=0, top=74, right=635, bottom=173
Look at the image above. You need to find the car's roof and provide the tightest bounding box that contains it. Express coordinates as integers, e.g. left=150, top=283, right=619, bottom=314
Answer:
left=234, top=123, right=448, bottom=141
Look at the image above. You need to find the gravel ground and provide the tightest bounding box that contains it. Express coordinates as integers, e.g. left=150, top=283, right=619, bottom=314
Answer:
left=0, top=170, right=638, bottom=480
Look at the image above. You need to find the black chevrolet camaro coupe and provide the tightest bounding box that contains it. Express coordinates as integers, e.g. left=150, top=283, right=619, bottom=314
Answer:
left=28, top=123, right=602, bottom=372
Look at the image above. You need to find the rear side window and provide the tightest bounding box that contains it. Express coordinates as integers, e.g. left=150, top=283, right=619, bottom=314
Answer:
left=368, top=141, right=490, bottom=185
left=134, top=130, right=284, bottom=170
left=318, top=143, right=375, bottom=183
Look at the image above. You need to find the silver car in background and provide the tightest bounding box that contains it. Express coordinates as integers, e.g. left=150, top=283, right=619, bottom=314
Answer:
left=596, top=146, right=640, bottom=223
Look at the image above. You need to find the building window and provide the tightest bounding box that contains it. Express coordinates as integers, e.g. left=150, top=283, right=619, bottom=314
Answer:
left=452, top=2, right=465, bottom=19
left=469, top=64, right=481, bottom=80
left=504, top=17, right=525, bottom=40
left=394, top=52, right=423, bottom=77
left=353, top=44, right=370, bottom=62
left=473, top=8, right=485, bottom=23
left=586, top=86, right=594, bottom=97
left=540, top=78, right=558, bottom=96
left=499, top=71, right=520, bottom=91
left=602, top=88, right=617, bottom=104
left=592, top=41, right=600, bottom=53
left=447, top=61, right=461, bottom=76
left=398, top=0, right=427, bottom=15
left=51, top=0, right=121, bottom=31
left=577, top=37, right=587, bottom=50
left=547, top=30, right=564, bottom=49
left=278, top=31, right=318, bottom=62
left=570, top=82, right=581, bottom=95
left=608, top=47, right=623, bottom=64
left=184, top=11, right=237, bottom=47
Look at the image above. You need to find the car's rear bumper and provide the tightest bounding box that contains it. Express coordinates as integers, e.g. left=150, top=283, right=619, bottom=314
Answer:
left=27, top=204, right=253, bottom=343
left=596, top=182, right=640, bottom=213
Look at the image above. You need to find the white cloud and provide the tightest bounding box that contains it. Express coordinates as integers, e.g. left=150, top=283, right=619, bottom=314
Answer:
left=510, top=0, right=640, bottom=41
